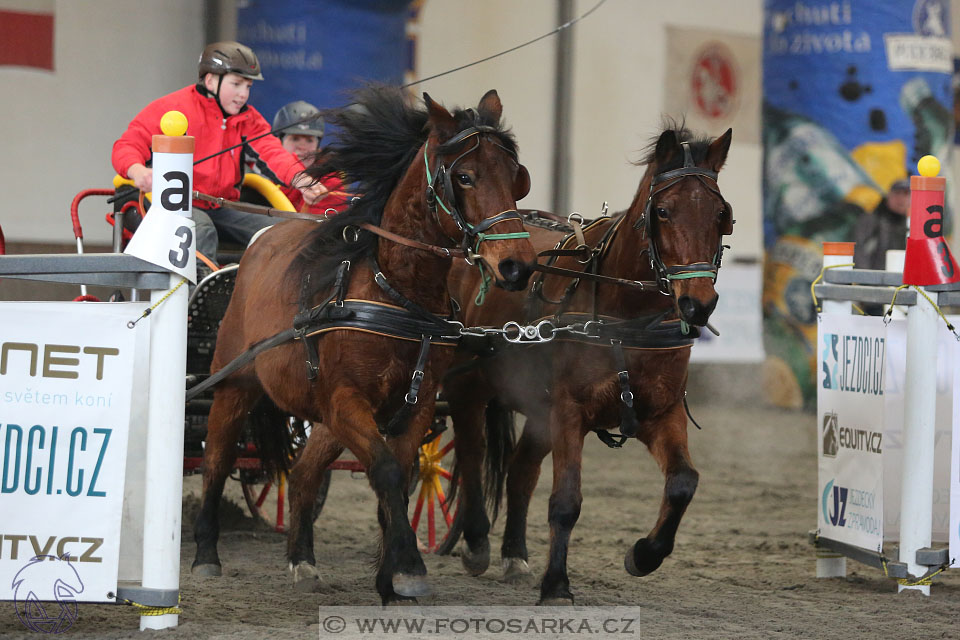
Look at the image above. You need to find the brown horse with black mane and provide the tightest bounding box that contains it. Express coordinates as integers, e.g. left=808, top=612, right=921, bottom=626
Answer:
left=443, top=124, right=733, bottom=604
left=190, top=86, right=535, bottom=603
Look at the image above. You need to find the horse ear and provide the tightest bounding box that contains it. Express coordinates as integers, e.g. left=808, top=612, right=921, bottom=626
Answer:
left=477, top=89, right=503, bottom=123
left=705, top=128, right=733, bottom=172
left=513, top=164, right=531, bottom=201
left=423, top=92, right=457, bottom=141
left=654, top=129, right=682, bottom=165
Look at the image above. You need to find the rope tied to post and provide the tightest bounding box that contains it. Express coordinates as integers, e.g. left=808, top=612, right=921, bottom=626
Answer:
left=127, top=277, right=189, bottom=328
left=883, top=284, right=960, bottom=340
left=880, top=556, right=952, bottom=588
left=110, top=593, right=182, bottom=616
left=810, top=263, right=855, bottom=313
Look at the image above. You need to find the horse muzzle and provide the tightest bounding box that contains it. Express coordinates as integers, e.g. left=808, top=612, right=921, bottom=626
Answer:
left=677, top=293, right=718, bottom=327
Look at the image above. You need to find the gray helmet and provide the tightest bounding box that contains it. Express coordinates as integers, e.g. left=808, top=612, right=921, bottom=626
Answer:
left=273, top=101, right=324, bottom=139
left=198, top=41, right=263, bottom=80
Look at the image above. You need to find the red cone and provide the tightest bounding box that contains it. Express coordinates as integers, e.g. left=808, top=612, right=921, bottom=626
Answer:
left=902, top=175, right=960, bottom=285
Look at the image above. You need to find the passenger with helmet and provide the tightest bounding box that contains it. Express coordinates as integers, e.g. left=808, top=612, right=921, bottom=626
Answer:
left=271, top=100, right=349, bottom=215
left=111, top=41, right=328, bottom=264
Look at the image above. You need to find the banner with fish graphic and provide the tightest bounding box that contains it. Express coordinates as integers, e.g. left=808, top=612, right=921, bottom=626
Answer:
left=762, top=0, right=953, bottom=409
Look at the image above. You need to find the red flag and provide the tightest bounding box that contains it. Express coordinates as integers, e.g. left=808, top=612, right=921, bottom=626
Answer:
left=0, top=1, right=54, bottom=71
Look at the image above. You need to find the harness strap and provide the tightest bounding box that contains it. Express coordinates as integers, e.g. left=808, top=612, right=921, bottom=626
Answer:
left=359, top=222, right=465, bottom=259
left=610, top=339, right=640, bottom=439
left=185, top=328, right=298, bottom=402
left=382, top=335, right=433, bottom=437
left=371, top=256, right=457, bottom=333
left=294, top=261, right=351, bottom=381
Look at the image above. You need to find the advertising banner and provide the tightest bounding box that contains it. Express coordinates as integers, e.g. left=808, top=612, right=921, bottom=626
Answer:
left=238, top=0, right=416, bottom=126
left=817, top=314, right=886, bottom=550
left=762, top=0, right=952, bottom=408
left=0, top=302, right=144, bottom=603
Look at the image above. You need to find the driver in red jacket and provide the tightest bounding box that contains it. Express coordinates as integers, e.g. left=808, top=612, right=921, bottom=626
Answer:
left=112, top=41, right=327, bottom=264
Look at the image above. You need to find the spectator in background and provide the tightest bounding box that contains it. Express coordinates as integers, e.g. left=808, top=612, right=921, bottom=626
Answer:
left=853, top=178, right=910, bottom=271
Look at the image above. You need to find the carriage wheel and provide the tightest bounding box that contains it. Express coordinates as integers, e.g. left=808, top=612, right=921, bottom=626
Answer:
left=240, top=467, right=331, bottom=533
left=409, top=426, right=463, bottom=555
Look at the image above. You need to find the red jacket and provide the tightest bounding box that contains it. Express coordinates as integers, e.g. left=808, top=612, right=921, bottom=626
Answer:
left=281, top=173, right=351, bottom=215
left=112, top=85, right=305, bottom=209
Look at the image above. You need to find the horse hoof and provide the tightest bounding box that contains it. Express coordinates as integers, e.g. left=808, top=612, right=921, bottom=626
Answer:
left=384, top=595, right=419, bottom=606
left=392, top=573, right=431, bottom=598
left=624, top=539, right=665, bottom=577
left=289, top=562, right=321, bottom=592
left=501, top=557, right=532, bottom=583
left=191, top=563, right=222, bottom=577
left=537, top=596, right=574, bottom=606
left=460, top=539, right=490, bottom=576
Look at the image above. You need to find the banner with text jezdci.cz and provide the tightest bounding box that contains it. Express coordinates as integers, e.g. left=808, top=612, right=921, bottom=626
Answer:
left=0, top=302, right=144, bottom=602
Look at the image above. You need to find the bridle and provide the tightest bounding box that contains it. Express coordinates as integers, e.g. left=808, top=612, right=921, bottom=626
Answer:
left=423, top=124, right=530, bottom=256
left=634, top=143, right=734, bottom=294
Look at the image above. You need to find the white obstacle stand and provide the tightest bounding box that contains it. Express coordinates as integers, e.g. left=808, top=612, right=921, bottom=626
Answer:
left=134, top=125, right=195, bottom=630
left=813, top=246, right=954, bottom=594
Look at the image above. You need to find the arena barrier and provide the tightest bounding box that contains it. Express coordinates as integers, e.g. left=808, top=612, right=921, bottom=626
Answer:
left=812, top=158, right=959, bottom=595
left=0, top=113, right=195, bottom=631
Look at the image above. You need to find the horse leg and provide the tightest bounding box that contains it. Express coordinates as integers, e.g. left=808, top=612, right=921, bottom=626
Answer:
left=447, top=385, right=492, bottom=577
left=625, top=401, right=699, bottom=577
left=192, top=384, right=262, bottom=576
left=286, top=422, right=344, bottom=591
left=539, top=400, right=585, bottom=605
left=500, top=417, right=551, bottom=583
left=326, top=385, right=428, bottom=603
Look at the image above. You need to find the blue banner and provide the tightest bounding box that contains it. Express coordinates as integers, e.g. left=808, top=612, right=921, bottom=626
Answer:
left=762, top=0, right=953, bottom=408
left=238, top=0, right=415, bottom=128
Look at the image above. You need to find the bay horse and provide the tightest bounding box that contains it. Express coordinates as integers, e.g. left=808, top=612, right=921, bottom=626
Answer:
left=443, top=125, right=733, bottom=603
left=191, top=86, right=536, bottom=603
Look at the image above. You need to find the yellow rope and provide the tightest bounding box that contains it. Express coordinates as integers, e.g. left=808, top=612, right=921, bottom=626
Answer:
left=884, top=284, right=960, bottom=339
left=126, top=278, right=189, bottom=328
left=881, top=556, right=950, bottom=587
left=810, top=263, right=855, bottom=312
left=115, top=594, right=182, bottom=616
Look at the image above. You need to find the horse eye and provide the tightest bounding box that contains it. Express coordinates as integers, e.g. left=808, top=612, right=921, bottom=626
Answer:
left=455, top=173, right=473, bottom=187
left=655, top=207, right=669, bottom=220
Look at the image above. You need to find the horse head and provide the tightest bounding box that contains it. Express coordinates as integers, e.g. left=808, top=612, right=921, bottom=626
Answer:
left=421, top=90, right=534, bottom=291
left=634, top=126, right=734, bottom=327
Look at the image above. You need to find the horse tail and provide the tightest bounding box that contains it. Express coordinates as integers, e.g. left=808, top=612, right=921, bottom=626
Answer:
left=246, top=396, right=296, bottom=479
left=483, top=398, right=517, bottom=523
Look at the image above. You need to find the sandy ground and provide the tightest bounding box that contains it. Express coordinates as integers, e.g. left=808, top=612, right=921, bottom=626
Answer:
left=2, top=370, right=959, bottom=639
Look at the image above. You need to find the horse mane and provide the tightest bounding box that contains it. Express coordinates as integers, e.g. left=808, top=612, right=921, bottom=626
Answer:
left=285, top=84, right=518, bottom=298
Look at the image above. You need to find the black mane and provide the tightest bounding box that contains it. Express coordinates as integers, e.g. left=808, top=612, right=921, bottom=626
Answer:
left=638, top=117, right=714, bottom=173
left=285, top=85, right=517, bottom=297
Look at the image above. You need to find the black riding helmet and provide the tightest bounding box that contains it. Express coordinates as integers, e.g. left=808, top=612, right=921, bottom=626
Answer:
left=197, top=41, right=263, bottom=115
left=273, top=101, right=325, bottom=141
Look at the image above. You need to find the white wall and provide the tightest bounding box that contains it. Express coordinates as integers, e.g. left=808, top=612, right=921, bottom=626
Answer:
left=417, top=0, right=764, bottom=259
left=0, top=0, right=203, bottom=246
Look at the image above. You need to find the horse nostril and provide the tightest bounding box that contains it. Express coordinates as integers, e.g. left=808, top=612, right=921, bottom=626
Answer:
left=498, top=258, right=523, bottom=283
left=678, top=295, right=698, bottom=321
